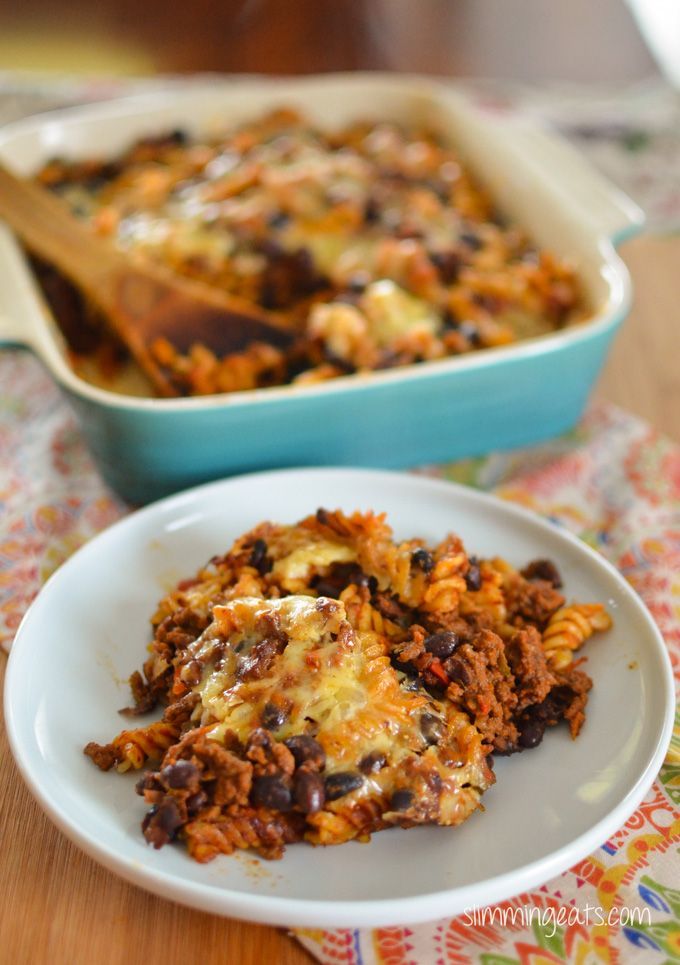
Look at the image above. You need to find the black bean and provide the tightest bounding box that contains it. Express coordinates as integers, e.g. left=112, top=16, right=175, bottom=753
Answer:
left=161, top=760, right=199, bottom=789
left=293, top=246, right=315, bottom=274
left=460, top=230, right=483, bottom=251
left=458, top=321, right=482, bottom=346
left=313, top=578, right=343, bottom=599
left=518, top=717, right=547, bottom=749
left=141, top=804, right=158, bottom=831
left=424, top=630, right=460, bottom=659
left=316, top=573, right=366, bottom=597
left=411, top=548, right=434, bottom=573
left=390, top=789, right=415, bottom=811
left=169, top=128, right=188, bottom=145
left=135, top=771, right=162, bottom=795
left=284, top=735, right=326, bottom=770
left=465, top=560, right=482, bottom=591
left=261, top=701, right=288, bottom=731
left=521, top=558, right=563, bottom=589
left=430, top=249, right=461, bottom=284
left=445, top=655, right=473, bottom=686
left=359, top=751, right=387, bottom=774
left=347, top=566, right=373, bottom=589
left=186, top=790, right=208, bottom=816
left=542, top=686, right=573, bottom=718
left=249, top=539, right=271, bottom=575
left=442, top=308, right=458, bottom=331
left=420, top=712, right=444, bottom=745
left=390, top=652, right=418, bottom=677
left=293, top=769, right=326, bottom=814
left=316, top=508, right=329, bottom=525
left=324, top=771, right=364, bottom=801
left=346, top=273, right=369, bottom=293
left=142, top=798, right=183, bottom=848
left=260, top=281, right=278, bottom=310
left=268, top=210, right=290, bottom=229
left=363, top=196, right=380, bottom=224
left=251, top=774, right=292, bottom=812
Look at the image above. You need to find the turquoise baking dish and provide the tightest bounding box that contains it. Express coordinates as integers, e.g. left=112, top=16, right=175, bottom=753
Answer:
left=0, top=74, right=644, bottom=504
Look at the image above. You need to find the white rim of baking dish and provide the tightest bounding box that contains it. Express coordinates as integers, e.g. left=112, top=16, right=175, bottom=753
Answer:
left=0, top=74, right=643, bottom=413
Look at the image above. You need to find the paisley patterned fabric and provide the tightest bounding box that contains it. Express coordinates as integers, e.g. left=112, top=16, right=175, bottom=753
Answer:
left=1, top=73, right=679, bottom=963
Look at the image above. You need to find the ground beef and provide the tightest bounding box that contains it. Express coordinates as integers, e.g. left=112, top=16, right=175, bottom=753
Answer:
left=373, top=592, right=412, bottom=627
left=119, top=670, right=157, bottom=716
left=505, top=626, right=556, bottom=713
left=191, top=739, right=253, bottom=806
left=510, top=662, right=593, bottom=751
left=420, top=613, right=477, bottom=643
left=237, top=635, right=286, bottom=681
left=521, top=558, right=563, bottom=588
left=444, top=629, right=519, bottom=752
left=162, top=691, right=200, bottom=726
left=83, top=741, right=118, bottom=771
left=244, top=728, right=296, bottom=776
left=551, top=665, right=593, bottom=737
left=504, top=575, right=565, bottom=628
left=154, top=607, right=211, bottom=663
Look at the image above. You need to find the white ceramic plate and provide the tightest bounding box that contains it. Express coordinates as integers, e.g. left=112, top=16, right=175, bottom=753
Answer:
left=4, top=468, right=674, bottom=928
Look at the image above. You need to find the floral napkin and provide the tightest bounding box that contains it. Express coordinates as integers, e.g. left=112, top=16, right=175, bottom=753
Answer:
left=1, top=73, right=679, bottom=964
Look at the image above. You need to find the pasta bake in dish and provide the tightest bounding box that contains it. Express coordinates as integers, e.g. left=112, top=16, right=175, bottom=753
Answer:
left=85, top=510, right=611, bottom=861
left=38, top=108, right=585, bottom=397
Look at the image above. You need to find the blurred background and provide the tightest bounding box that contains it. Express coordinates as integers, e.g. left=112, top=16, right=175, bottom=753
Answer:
left=0, top=0, right=677, bottom=427
left=0, top=0, right=665, bottom=83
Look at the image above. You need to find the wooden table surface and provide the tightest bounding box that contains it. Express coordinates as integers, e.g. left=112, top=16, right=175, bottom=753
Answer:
left=1, top=233, right=678, bottom=965
left=595, top=235, right=680, bottom=442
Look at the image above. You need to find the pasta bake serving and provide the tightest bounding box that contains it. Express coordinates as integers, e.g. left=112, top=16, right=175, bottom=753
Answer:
left=85, top=509, right=611, bottom=861
left=38, top=108, right=585, bottom=396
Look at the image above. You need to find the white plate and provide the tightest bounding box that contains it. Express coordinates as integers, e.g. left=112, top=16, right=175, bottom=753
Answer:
left=4, top=468, right=674, bottom=928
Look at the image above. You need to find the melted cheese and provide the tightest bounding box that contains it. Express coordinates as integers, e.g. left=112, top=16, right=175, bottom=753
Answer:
left=360, top=280, right=442, bottom=344
left=183, top=592, right=492, bottom=829
left=272, top=540, right=356, bottom=584
left=192, top=595, right=428, bottom=773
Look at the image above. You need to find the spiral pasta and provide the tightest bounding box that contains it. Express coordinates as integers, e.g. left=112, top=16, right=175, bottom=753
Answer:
left=112, top=720, right=181, bottom=772
left=542, top=603, right=613, bottom=670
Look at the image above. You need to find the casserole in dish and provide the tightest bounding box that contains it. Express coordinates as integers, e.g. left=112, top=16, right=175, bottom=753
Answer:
left=0, top=74, right=644, bottom=503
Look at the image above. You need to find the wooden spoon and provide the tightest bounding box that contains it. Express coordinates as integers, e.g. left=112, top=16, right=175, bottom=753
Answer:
left=0, top=163, right=296, bottom=396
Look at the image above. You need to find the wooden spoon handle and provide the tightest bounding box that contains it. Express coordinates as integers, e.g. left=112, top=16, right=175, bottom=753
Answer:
left=0, top=163, right=125, bottom=292
left=0, top=162, right=298, bottom=399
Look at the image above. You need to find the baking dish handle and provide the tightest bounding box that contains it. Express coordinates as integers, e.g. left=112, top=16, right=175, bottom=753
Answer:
left=0, top=222, right=48, bottom=351
left=0, top=311, right=29, bottom=347
left=495, top=118, right=646, bottom=246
